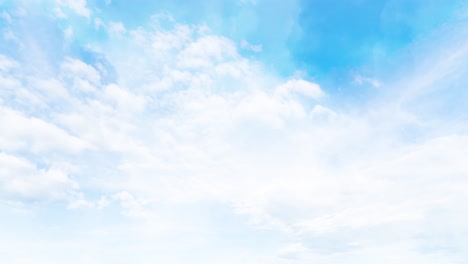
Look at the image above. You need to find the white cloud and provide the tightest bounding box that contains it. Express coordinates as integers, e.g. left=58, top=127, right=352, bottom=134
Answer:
left=79, top=18, right=468, bottom=243
left=295, top=204, right=424, bottom=234
left=56, top=0, right=90, bottom=18
left=61, top=57, right=100, bottom=84
left=309, top=104, right=337, bottom=120
left=60, top=57, right=101, bottom=92
left=278, top=243, right=307, bottom=259
left=112, top=191, right=150, bottom=218
left=277, top=78, right=325, bottom=99
left=233, top=90, right=306, bottom=127
left=53, top=7, right=67, bottom=19
left=0, top=152, right=78, bottom=200
left=132, top=22, right=193, bottom=54
left=354, top=74, right=382, bottom=88
left=177, top=35, right=238, bottom=68
left=94, top=18, right=104, bottom=30
left=103, top=84, right=146, bottom=113
left=27, top=77, right=71, bottom=100
left=240, top=40, right=262, bottom=52
left=96, top=195, right=110, bottom=209
left=66, top=192, right=94, bottom=209
left=107, top=22, right=126, bottom=37
left=0, top=54, right=19, bottom=72
left=0, top=106, right=90, bottom=154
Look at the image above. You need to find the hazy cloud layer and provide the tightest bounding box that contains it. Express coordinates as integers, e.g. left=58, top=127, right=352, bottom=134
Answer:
left=0, top=1, right=468, bottom=263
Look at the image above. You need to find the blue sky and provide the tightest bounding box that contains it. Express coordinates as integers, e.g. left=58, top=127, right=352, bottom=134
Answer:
left=1, top=0, right=468, bottom=263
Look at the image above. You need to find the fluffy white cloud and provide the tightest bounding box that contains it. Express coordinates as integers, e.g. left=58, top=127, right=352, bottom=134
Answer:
left=277, top=78, right=325, bottom=99
left=0, top=152, right=78, bottom=200
left=177, top=35, right=238, bottom=68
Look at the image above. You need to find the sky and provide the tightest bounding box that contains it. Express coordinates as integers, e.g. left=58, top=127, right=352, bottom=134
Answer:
left=1, top=0, right=468, bottom=263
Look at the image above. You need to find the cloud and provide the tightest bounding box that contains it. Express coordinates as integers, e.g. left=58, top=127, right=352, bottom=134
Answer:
left=107, top=22, right=126, bottom=37
left=0, top=54, right=19, bottom=72
left=309, top=104, right=337, bottom=120
left=0, top=4, right=468, bottom=263
left=177, top=35, right=238, bottom=68
left=240, top=40, right=262, bottom=52
left=277, top=78, right=325, bottom=99
left=0, top=11, right=13, bottom=24
left=56, top=0, right=90, bottom=18
left=112, top=191, right=150, bottom=217
left=0, top=152, right=78, bottom=200
left=0, top=106, right=90, bottom=154
left=103, top=84, right=147, bottom=113
left=60, top=57, right=101, bottom=92
left=278, top=243, right=307, bottom=259
left=63, top=26, right=73, bottom=41
left=354, top=74, right=381, bottom=88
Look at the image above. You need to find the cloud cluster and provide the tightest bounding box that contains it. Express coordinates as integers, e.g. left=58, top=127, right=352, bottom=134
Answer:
left=1, top=2, right=468, bottom=263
